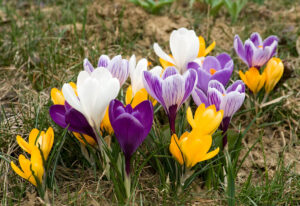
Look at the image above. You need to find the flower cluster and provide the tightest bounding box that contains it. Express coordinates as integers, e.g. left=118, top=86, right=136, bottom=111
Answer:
left=10, top=27, right=285, bottom=199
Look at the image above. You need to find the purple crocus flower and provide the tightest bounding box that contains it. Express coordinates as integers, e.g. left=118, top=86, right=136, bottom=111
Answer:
left=188, top=53, right=234, bottom=95
left=143, top=66, right=197, bottom=134
left=193, top=80, right=245, bottom=147
left=49, top=102, right=96, bottom=140
left=109, top=99, right=153, bottom=175
left=83, top=55, right=129, bottom=86
left=234, top=32, right=278, bottom=69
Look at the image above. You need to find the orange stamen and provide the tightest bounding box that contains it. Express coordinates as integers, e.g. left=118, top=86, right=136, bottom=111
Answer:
left=258, top=45, right=263, bottom=48
left=210, top=68, right=217, bottom=75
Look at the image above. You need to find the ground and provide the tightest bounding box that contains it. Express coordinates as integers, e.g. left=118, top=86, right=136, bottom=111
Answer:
left=0, top=0, right=299, bottom=205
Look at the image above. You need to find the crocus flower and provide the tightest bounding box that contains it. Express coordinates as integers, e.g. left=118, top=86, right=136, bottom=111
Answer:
left=11, top=146, right=44, bottom=186
left=234, top=32, right=278, bottom=68
left=16, top=127, right=54, bottom=160
left=125, top=55, right=162, bottom=108
left=207, top=80, right=245, bottom=146
left=154, top=27, right=199, bottom=74
left=50, top=102, right=96, bottom=140
left=189, top=53, right=234, bottom=96
left=169, top=130, right=219, bottom=168
left=83, top=54, right=129, bottom=86
left=143, top=66, right=197, bottom=134
left=62, top=68, right=120, bottom=132
left=109, top=100, right=153, bottom=175
left=186, top=104, right=223, bottom=136
left=51, top=82, right=77, bottom=105
left=239, top=67, right=265, bottom=95
left=159, top=35, right=215, bottom=69
left=264, top=57, right=284, bottom=94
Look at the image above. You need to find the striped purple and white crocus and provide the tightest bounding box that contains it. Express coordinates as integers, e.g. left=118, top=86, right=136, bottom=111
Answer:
left=193, top=80, right=245, bottom=147
left=83, top=55, right=129, bottom=86
left=143, top=66, right=197, bottom=134
left=234, top=32, right=278, bottom=69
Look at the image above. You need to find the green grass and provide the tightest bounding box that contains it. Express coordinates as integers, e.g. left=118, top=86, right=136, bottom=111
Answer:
left=1, top=0, right=300, bottom=205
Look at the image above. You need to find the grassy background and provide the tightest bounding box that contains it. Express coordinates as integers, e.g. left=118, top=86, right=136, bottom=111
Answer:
left=0, top=0, right=299, bottom=205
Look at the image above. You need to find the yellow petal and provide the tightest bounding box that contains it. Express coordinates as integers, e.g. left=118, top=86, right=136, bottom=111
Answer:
left=239, top=70, right=248, bottom=86
left=16, top=135, right=32, bottom=154
left=51, top=88, right=65, bottom=105
left=169, top=133, right=185, bottom=165
left=11, top=161, right=28, bottom=181
left=69, top=82, right=78, bottom=96
left=100, top=107, right=114, bottom=135
left=204, top=41, right=216, bottom=56
left=41, top=127, right=54, bottom=160
left=73, top=132, right=97, bottom=146
left=240, top=67, right=265, bottom=94
left=28, top=128, right=40, bottom=146
left=19, top=155, right=32, bottom=178
left=159, top=56, right=174, bottom=69
left=30, top=147, right=44, bottom=184
left=198, top=36, right=206, bottom=57
left=186, top=107, right=196, bottom=129
left=200, top=147, right=219, bottom=162
left=125, top=85, right=133, bottom=105
left=264, top=58, right=284, bottom=93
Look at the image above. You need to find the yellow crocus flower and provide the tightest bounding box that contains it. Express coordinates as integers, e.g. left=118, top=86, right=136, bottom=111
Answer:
left=125, top=85, right=157, bottom=108
left=159, top=36, right=215, bottom=69
left=198, top=36, right=216, bottom=57
left=186, top=104, right=223, bottom=136
left=169, top=130, right=219, bottom=168
left=100, top=107, right=114, bottom=135
left=16, top=127, right=54, bottom=160
left=264, top=58, right=284, bottom=94
left=11, top=146, right=44, bottom=186
left=239, top=67, right=266, bottom=95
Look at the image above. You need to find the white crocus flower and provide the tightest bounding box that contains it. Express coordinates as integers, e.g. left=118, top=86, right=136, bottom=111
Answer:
left=153, top=27, right=199, bottom=74
left=62, top=68, right=120, bottom=131
left=129, top=55, right=162, bottom=96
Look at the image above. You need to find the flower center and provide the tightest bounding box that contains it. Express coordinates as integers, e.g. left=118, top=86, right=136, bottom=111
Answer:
left=222, top=93, right=225, bottom=96
left=210, top=68, right=217, bottom=75
left=258, top=45, right=263, bottom=49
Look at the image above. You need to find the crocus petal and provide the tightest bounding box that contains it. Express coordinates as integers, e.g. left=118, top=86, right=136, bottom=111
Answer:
left=226, top=80, right=245, bottom=93
left=162, top=66, right=179, bottom=80
left=220, top=90, right=245, bottom=118
left=203, top=56, right=221, bottom=73
left=132, top=100, right=153, bottom=137
left=195, top=68, right=211, bottom=93
left=83, top=58, right=94, bottom=74
left=207, top=88, right=223, bottom=111
left=49, top=105, right=69, bottom=128
left=16, top=135, right=32, bottom=154
left=162, top=74, right=184, bottom=111
left=244, top=40, right=256, bottom=67
left=130, top=57, right=148, bottom=95
left=263, top=35, right=279, bottom=47
left=250, top=32, right=263, bottom=47
left=181, top=69, right=197, bottom=104
left=107, top=55, right=129, bottom=86
left=97, top=55, right=110, bottom=68
left=208, top=79, right=226, bottom=94
left=62, top=83, right=82, bottom=114
left=30, top=147, right=44, bottom=184
left=234, top=35, right=247, bottom=64
left=266, top=40, right=278, bottom=60
left=153, top=43, right=175, bottom=65
left=51, top=88, right=65, bottom=105
left=143, top=71, right=165, bottom=106
left=210, top=69, right=232, bottom=87
left=170, top=28, right=199, bottom=73
left=216, top=53, right=232, bottom=69
left=192, top=87, right=208, bottom=106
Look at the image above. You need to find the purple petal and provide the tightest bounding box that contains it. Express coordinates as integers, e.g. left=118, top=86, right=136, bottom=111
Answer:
left=187, top=61, right=200, bottom=70
left=203, top=56, right=221, bottom=72
left=216, top=53, right=232, bottom=68
left=162, top=66, right=178, bottom=80
left=192, top=87, right=208, bottom=106
left=109, top=99, right=125, bottom=124
left=97, top=55, right=110, bottom=68
left=132, top=100, right=153, bottom=137
left=65, top=108, right=96, bottom=138
left=107, top=55, right=129, bottom=86
left=181, top=69, right=197, bottom=104
left=83, top=58, right=94, bottom=73
left=267, top=41, right=278, bottom=60
left=220, top=91, right=245, bottom=118
left=208, top=80, right=226, bottom=94
left=263, top=36, right=279, bottom=47
left=196, top=68, right=211, bottom=93
left=143, top=71, right=165, bottom=106
left=250, top=32, right=263, bottom=47
left=210, top=69, right=232, bottom=87
left=252, top=48, right=271, bottom=67
left=234, top=35, right=246, bottom=64
left=226, top=80, right=245, bottom=93
left=49, top=105, right=68, bottom=128
left=244, top=40, right=256, bottom=67
left=207, top=87, right=223, bottom=111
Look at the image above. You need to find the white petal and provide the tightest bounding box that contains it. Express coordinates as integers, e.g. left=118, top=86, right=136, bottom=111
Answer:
left=131, top=58, right=148, bottom=94
left=77, top=70, right=90, bottom=89
left=62, top=83, right=82, bottom=113
left=149, top=66, right=163, bottom=76
left=220, top=91, right=245, bottom=117
left=129, top=55, right=136, bottom=75
left=153, top=43, right=175, bottom=64
left=162, top=74, right=185, bottom=109
left=91, top=67, right=113, bottom=83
